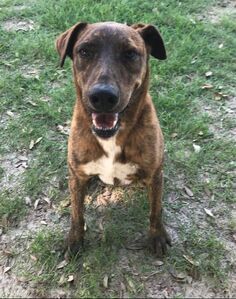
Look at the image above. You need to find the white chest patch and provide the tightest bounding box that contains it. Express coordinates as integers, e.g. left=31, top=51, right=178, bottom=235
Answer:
left=82, top=136, right=138, bottom=185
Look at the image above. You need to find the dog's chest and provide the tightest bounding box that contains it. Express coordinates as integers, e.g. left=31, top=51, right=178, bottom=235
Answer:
left=82, top=137, right=137, bottom=185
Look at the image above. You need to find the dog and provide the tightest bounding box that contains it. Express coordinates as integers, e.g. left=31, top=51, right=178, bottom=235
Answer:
left=56, top=21, right=171, bottom=257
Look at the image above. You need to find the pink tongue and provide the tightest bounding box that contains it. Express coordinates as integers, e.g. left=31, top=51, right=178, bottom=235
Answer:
left=92, top=113, right=117, bottom=129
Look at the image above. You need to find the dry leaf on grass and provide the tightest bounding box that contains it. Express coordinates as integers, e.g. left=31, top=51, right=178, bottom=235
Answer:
left=30, top=255, right=37, bottom=261
left=232, top=234, right=236, bottom=243
left=67, top=275, right=74, bottom=282
left=193, top=143, right=201, bottom=153
left=24, top=196, right=32, bottom=206
left=57, top=260, right=68, bottom=270
left=169, top=267, right=187, bottom=282
left=34, top=199, right=40, bottom=210
left=183, top=254, right=199, bottom=266
left=183, top=186, right=194, bottom=197
left=4, top=266, right=12, bottom=273
left=214, top=92, right=228, bottom=101
left=201, top=83, right=213, bottom=89
left=58, top=274, right=66, bottom=286
left=27, top=100, right=37, bottom=106
left=127, top=278, right=136, bottom=292
left=29, top=140, right=34, bottom=150
left=171, top=132, right=178, bottom=138
left=204, top=208, right=215, bottom=218
left=153, top=260, right=164, bottom=266
left=42, top=197, right=51, bottom=205
left=29, top=137, right=42, bottom=150
left=6, top=110, right=14, bottom=117
left=205, top=71, right=213, bottom=77
left=57, top=124, right=70, bottom=135
left=40, top=220, right=47, bottom=225
left=103, top=274, right=109, bottom=288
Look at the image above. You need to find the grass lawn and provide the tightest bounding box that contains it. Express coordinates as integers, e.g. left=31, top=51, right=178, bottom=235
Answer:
left=0, top=0, right=235, bottom=297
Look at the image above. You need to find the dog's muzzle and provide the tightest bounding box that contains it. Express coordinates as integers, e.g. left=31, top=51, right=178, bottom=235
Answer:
left=89, top=84, right=120, bottom=138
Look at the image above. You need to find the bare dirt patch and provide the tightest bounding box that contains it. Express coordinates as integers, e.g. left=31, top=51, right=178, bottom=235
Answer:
left=202, top=96, right=236, bottom=140
left=0, top=152, right=29, bottom=191
left=197, top=0, right=236, bottom=23
left=2, top=19, right=36, bottom=32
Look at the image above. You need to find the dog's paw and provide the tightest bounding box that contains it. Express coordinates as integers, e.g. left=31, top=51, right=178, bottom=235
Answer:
left=148, top=227, right=171, bottom=257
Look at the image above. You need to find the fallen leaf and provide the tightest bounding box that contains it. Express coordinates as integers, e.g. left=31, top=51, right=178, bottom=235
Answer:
left=169, top=268, right=186, bottom=281
left=42, top=197, right=51, bottom=205
left=17, top=276, right=28, bottom=283
left=35, top=137, right=42, bottom=144
left=193, top=143, right=201, bottom=153
left=214, top=92, right=222, bottom=101
left=232, top=234, right=236, bottom=243
left=17, top=155, right=28, bottom=162
left=67, top=275, right=74, bottom=282
left=186, top=275, right=193, bottom=284
left=183, top=254, right=199, bottom=266
left=25, top=196, right=32, bottom=206
left=34, top=199, right=40, bottom=210
left=201, top=83, right=213, bottom=89
left=98, top=221, right=104, bottom=232
left=59, top=198, right=70, bottom=208
left=4, top=266, right=11, bottom=273
left=29, top=140, right=34, bottom=150
left=27, top=100, right=37, bottom=106
left=183, top=186, right=194, bottom=197
left=154, top=260, right=164, bottom=266
left=58, top=274, right=66, bottom=286
left=171, top=132, right=178, bottom=138
left=57, top=260, right=68, bottom=269
left=103, top=274, right=109, bottom=288
left=6, top=110, right=14, bottom=117
left=204, top=208, right=215, bottom=218
left=40, top=220, right=47, bottom=225
left=127, top=279, right=136, bottom=292
left=30, top=255, right=37, bottom=261
left=205, top=71, right=213, bottom=77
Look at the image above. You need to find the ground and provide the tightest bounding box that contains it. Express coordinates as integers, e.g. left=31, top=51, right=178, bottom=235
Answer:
left=0, top=0, right=235, bottom=298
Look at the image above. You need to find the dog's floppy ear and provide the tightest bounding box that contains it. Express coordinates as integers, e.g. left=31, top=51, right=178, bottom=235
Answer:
left=131, top=23, right=166, bottom=60
left=56, top=22, right=87, bottom=67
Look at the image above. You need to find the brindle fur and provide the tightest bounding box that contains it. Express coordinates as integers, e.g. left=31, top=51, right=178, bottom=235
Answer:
left=56, top=21, right=171, bottom=257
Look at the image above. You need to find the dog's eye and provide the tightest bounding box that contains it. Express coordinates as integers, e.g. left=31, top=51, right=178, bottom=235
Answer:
left=124, top=50, right=139, bottom=60
left=78, top=48, right=92, bottom=58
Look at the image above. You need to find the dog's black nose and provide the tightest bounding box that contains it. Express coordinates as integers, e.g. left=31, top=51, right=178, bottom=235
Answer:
left=89, top=84, right=119, bottom=112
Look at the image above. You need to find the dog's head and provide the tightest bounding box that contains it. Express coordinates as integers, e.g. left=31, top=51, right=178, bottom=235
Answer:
left=56, top=22, right=166, bottom=138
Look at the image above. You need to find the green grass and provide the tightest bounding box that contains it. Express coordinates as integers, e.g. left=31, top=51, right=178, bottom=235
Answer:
left=0, top=0, right=235, bottom=297
left=0, top=191, right=26, bottom=227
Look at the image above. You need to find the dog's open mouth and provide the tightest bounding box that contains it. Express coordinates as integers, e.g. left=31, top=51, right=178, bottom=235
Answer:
left=92, top=113, right=119, bottom=138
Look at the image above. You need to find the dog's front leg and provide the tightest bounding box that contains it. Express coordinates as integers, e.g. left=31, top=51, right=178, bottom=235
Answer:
left=66, top=167, right=88, bottom=257
left=148, top=168, right=171, bottom=257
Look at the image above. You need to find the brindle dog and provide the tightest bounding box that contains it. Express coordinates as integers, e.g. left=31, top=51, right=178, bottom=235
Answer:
left=56, top=22, right=171, bottom=257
